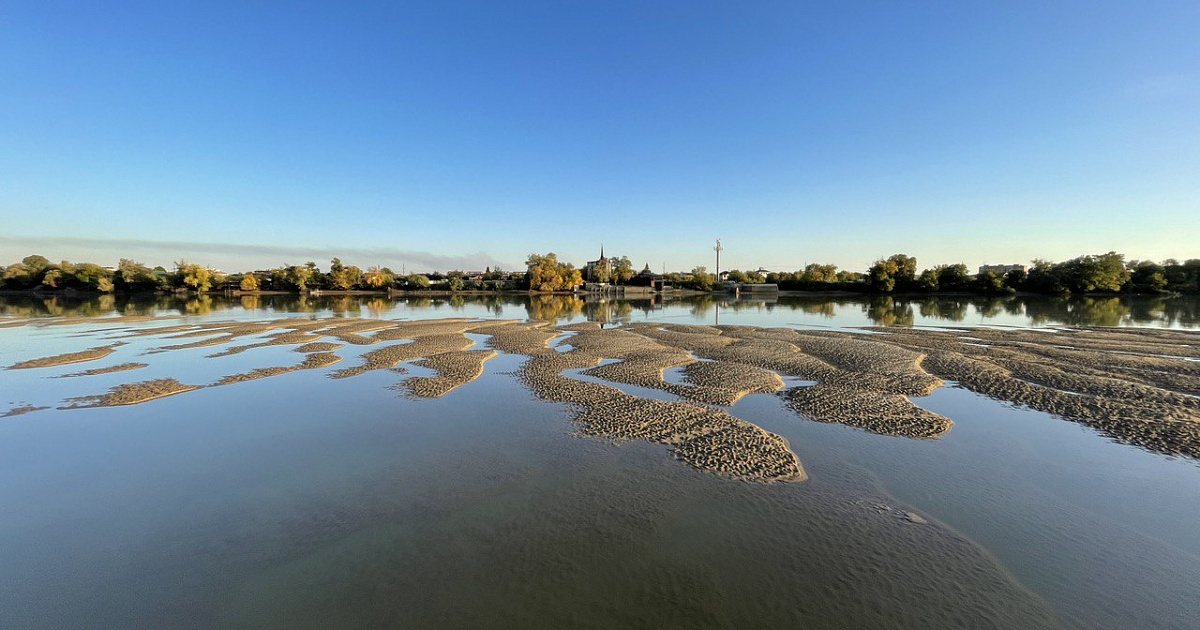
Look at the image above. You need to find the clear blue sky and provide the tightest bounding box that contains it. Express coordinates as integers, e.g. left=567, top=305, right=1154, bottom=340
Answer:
left=2, top=1, right=1197, bottom=273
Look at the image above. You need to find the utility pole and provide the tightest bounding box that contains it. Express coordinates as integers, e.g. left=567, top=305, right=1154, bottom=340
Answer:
left=713, top=239, right=723, bottom=284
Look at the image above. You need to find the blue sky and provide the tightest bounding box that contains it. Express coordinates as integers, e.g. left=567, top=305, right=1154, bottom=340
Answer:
left=2, top=1, right=1197, bottom=273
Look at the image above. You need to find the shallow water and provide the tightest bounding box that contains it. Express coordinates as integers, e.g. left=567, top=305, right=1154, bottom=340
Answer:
left=2, top=292, right=1198, bottom=329
left=2, top=306, right=1199, bottom=629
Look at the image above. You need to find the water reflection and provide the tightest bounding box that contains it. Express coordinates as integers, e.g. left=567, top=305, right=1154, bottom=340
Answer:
left=0, top=293, right=1197, bottom=329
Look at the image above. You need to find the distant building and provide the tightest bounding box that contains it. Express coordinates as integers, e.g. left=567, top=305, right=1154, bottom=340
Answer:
left=585, top=246, right=611, bottom=283
left=978, top=264, right=1027, bottom=276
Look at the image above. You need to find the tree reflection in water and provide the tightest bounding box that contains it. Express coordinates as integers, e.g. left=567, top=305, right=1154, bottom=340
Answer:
left=0, top=293, right=1196, bottom=329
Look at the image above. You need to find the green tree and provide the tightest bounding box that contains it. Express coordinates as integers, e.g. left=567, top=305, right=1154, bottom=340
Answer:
left=344, top=265, right=362, bottom=289
left=70, top=263, right=112, bottom=291
left=1128, top=261, right=1168, bottom=293
left=916, top=269, right=939, bottom=292
left=687, top=266, right=715, bottom=291
left=972, top=271, right=1015, bottom=295
left=115, top=259, right=159, bottom=292
left=22, top=255, right=51, bottom=275
left=448, top=277, right=465, bottom=291
left=41, top=269, right=63, bottom=288
left=1057, top=252, right=1130, bottom=293
left=328, top=258, right=349, bottom=289
left=888, top=254, right=917, bottom=286
left=612, top=256, right=635, bottom=284
left=935, top=264, right=970, bottom=291
left=405, top=273, right=431, bottom=290
left=800, top=263, right=838, bottom=283
left=2, top=263, right=32, bottom=289
left=288, top=265, right=314, bottom=291
left=867, top=258, right=899, bottom=293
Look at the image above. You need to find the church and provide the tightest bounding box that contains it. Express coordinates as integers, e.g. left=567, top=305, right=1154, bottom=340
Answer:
left=584, top=247, right=611, bottom=283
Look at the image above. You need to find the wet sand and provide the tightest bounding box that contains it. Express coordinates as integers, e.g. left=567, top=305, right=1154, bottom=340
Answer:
left=2, top=404, right=49, bottom=417
left=212, top=352, right=343, bottom=386
left=64, top=378, right=199, bottom=408
left=294, top=342, right=345, bottom=353
left=6, top=343, right=124, bottom=369
left=59, top=362, right=149, bottom=378
left=630, top=323, right=953, bottom=438
left=8, top=316, right=1199, bottom=475
left=402, top=349, right=498, bottom=398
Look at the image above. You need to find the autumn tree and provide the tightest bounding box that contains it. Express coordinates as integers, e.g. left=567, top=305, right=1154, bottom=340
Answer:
left=526, top=253, right=583, bottom=292
left=327, top=258, right=362, bottom=290
left=175, top=260, right=213, bottom=293
left=240, top=274, right=260, bottom=291
left=363, top=266, right=391, bottom=289
left=288, top=265, right=314, bottom=291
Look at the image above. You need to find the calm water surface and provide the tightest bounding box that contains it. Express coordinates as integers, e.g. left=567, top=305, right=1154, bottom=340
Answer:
left=1, top=294, right=1198, bottom=629
left=1, top=292, right=1198, bottom=329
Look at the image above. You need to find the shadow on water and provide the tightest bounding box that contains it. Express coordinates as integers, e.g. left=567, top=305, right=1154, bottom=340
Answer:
left=1, top=293, right=1198, bottom=329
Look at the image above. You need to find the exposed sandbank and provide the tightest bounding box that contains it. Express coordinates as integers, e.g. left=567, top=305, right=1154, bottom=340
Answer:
left=7, top=343, right=125, bottom=369
left=2, top=404, right=49, bottom=417
left=10, top=316, right=1199, bottom=478
left=401, top=349, right=498, bottom=398
left=295, top=342, right=345, bottom=353
left=59, top=362, right=149, bottom=377
left=212, top=352, right=343, bottom=386
left=64, top=378, right=199, bottom=407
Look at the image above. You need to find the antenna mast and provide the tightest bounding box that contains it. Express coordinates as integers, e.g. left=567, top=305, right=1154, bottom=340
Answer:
left=714, top=239, right=723, bottom=284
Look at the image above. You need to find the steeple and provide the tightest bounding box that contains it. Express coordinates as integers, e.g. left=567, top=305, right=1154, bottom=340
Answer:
left=599, top=244, right=607, bottom=261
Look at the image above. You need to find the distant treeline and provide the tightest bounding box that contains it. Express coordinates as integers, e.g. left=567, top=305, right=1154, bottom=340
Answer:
left=723, top=252, right=1199, bottom=295
left=3, top=251, right=1198, bottom=296
left=0, top=256, right=526, bottom=294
